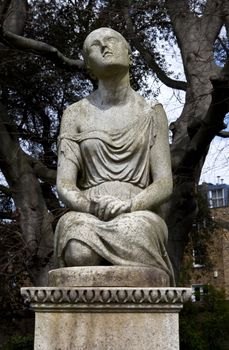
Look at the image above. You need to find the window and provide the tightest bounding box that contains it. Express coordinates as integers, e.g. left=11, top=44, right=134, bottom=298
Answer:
left=192, top=284, right=208, bottom=302
left=192, top=249, right=205, bottom=268
left=209, top=189, right=225, bottom=208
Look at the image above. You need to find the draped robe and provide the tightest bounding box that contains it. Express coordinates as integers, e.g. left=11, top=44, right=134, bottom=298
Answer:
left=54, top=102, right=175, bottom=285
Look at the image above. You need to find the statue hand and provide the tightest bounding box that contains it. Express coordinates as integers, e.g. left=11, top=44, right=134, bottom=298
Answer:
left=91, top=196, right=131, bottom=221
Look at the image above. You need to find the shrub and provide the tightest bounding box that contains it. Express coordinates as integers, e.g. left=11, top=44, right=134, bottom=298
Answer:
left=2, top=335, right=33, bottom=350
left=180, top=286, right=229, bottom=350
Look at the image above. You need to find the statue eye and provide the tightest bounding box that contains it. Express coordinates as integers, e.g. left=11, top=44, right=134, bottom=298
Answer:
left=108, top=37, right=117, bottom=44
left=90, top=41, right=100, bottom=48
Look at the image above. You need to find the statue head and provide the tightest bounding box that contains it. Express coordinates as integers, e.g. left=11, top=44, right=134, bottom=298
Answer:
left=83, top=27, right=131, bottom=79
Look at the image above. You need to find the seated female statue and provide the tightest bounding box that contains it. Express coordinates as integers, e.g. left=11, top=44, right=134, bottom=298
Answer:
left=54, top=27, right=175, bottom=285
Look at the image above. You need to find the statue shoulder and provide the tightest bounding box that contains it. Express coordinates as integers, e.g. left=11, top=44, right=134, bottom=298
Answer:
left=61, top=98, right=89, bottom=130
left=145, top=98, right=168, bottom=125
left=152, top=101, right=168, bottom=125
left=133, top=92, right=163, bottom=115
left=63, top=98, right=89, bottom=118
left=144, top=97, right=163, bottom=111
left=135, top=95, right=168, bottom=131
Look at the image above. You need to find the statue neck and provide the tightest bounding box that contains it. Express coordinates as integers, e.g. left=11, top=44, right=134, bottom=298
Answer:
left=97, top=72, right=132, bottom=107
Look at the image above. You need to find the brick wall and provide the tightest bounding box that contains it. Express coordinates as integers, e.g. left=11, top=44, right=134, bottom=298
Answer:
left=182, top=207, right=229, bottom=299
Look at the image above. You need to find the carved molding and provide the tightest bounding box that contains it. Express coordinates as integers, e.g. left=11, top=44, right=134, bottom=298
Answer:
left=21, top=287, right=192, bottom=312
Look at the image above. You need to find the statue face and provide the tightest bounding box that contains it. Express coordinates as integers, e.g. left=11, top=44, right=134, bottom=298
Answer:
left=83, top=28, right=130, bottom=79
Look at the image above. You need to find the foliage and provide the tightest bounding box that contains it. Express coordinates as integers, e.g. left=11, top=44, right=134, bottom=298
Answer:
left=0, top=222, right=33, bottom=314
left=2, top=335, right=33, bottom=350
left=180, top=287, right=229, bottom=350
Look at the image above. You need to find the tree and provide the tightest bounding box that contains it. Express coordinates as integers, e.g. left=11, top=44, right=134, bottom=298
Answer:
left=0, top=0, right=228, bottom=284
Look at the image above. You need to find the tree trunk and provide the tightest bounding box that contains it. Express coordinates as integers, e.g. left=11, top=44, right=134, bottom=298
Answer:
left=0, top=102, right=53, bottom=285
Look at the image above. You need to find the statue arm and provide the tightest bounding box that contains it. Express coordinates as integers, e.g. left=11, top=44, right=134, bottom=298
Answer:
left=56, top=155, right=91, bottom=213
left=56, top=107, right=90, bottom=213
left=131, top=104, right=173, bottom=211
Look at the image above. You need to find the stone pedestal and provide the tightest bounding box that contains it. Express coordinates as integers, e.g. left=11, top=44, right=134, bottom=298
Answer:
left=21, top=267, right=191, bottom=350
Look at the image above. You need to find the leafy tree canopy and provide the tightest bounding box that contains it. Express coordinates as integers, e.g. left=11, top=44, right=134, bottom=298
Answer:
left=0, top=0, right=228, bottom=286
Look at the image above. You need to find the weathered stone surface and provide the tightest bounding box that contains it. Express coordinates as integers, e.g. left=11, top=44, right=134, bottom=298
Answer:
left=20, top=28, right=190, bottom=349
left=54, top=27, right=175, bottom=285
left=48, top=266, right=170, bottom=287
left=22, top=267, right=191, bottom=349
left=21, top=286, right=192, bottom=350
left=21, top=286, right=191, bottom=310
left=34, top=311, right=179, bottom=350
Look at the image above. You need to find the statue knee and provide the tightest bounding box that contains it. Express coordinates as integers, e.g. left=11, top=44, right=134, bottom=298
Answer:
left=64, top=240, right=101, bottom=266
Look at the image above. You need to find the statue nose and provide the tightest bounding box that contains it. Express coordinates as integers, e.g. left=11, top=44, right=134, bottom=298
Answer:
left=101, top=41, right=109, bottom=52
left=101, top=44, right=107, bottom=52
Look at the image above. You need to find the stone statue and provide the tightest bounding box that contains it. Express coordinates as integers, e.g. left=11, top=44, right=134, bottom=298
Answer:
left=54, top=27, right=175, bottom=285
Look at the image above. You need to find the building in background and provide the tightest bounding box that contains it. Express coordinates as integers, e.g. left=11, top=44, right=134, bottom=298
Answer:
left=200, top=178, right=229, bottom=208
left=183, top=184, right=229, bottom=301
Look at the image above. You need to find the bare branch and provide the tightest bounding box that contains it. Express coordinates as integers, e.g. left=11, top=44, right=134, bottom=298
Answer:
left=123, top=5, right=187, bottom=91
left=204, top=0, right=225, bottom=17
left=217, top=36, right=229, bottom=57
left=174, top=79, right=229, bottom=174
left=0, top=0, right=10, bottom=19
left=225, top=4, right=229, bottom=38
left=1, top=29, right=85, bottom=71
left=2, top=0, right=28, bottom=35
left=0, top=184, right=14, bottom=195
left=165, top=0, right=193, bottom=35
left=217, top=130, right=229, bottom=138
left=18, top=128, right=56, bottom=145
left=201, top=0, right=225, bottom=44
left=0, top=211, right=15, bottom=220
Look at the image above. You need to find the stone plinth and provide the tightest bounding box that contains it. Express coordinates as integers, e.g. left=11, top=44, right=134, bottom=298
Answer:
left=48, top=266, right=170, bottom=287
left=21, top=268, right=191, bottom=350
